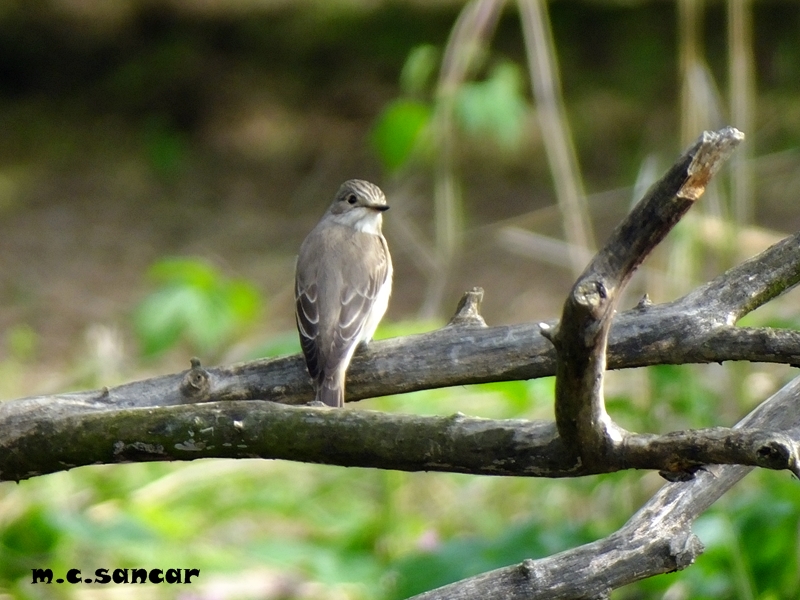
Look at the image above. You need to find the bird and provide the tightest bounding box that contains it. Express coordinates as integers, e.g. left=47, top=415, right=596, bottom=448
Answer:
left=294, top=179, right=393, bottom=407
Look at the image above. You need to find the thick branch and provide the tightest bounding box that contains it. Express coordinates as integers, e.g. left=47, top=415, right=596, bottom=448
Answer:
left=2, top=232, right=800, bottom=473
left=3, top=227, right=799, bottom=438
left=408, top=376, right=800, bottom=599
left=551, top=128, right=744, bottom=464
left=2, top=375, right=800, bottom=482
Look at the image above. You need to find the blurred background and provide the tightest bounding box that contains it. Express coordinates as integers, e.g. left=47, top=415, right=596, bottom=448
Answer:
left=1, top=0, right=800, bottom=598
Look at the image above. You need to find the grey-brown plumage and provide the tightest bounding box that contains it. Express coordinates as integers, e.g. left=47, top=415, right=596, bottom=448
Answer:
left=295, top=179, right=393, bottom=407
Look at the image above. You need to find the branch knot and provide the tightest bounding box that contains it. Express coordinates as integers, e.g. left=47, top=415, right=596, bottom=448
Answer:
left=572, top=279, right=610, bottom=317
left=447, top=287, right=487, bottom=328
left=180, top=357, right=211, bottom=403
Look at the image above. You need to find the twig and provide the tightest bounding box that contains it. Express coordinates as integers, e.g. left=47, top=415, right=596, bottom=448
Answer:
left=518, top=0, right=595, bottom=276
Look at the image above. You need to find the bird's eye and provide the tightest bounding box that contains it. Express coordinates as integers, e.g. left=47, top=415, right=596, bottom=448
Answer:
left=346, top=194, right=357, bottom=205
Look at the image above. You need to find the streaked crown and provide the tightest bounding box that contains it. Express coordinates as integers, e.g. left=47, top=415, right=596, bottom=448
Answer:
left=329, top=179, right=388, bottom=214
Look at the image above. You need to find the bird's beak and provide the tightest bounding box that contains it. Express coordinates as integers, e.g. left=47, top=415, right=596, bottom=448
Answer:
left=369, top=203, right=390, bottom=212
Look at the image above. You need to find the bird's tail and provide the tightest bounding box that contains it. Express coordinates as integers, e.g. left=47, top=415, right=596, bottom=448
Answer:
left=316, top=373, right=345, bottom=407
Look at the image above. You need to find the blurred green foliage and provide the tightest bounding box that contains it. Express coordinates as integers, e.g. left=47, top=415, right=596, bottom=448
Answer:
left=371, top=99, right=432, bottom=173
left=133, top=257, right=262, bottom=359
left=4, top=324, right=37, bottom=363
left=370, top=44, right=439, bottom=173
left=370, top=45, right=530, bottom=173
left=144, top=117, right=190, bottom=180
left=389, top=519, right=597, bottom=599
left=399, top=44, right=439, bottom=97
left=455, top=62, right=528, bottom=151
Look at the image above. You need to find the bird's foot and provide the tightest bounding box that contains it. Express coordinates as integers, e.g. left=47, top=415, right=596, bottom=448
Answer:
left=305, top=400, right=331, bottom=408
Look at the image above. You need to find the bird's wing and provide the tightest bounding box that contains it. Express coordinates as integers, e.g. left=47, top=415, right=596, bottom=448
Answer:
left=295, top=229, right=389, bottom=389
left=295, top=276, right=322, bottom=382
left=330, top=234, right=390, bottom=362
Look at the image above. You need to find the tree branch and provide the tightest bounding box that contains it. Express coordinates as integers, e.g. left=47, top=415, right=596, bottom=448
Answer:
left=4, top=390, right=800, bottom=483
left=408, top=376, right=800, bottom=599
left=2, top=128, right=799, bottom=487
left=3, top=228, right=799, bottom=441
left=549, top=127, right=744, bottom=467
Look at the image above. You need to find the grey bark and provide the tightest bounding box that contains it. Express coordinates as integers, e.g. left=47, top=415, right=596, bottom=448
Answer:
left=410, top=375, right=800, bottom=600
left=3, top=229, right=800, bottom=464
left=1, top=127, right=799, bottom=598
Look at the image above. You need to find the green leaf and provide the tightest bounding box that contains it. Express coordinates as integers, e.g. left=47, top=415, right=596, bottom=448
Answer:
left=5, top=323, right=38, bottom=362
left=225, top=279, right=262, bottom=323
left=147, top=257, right=219, bottom=289
left=133, top=257, right=264, bottom=358
left=455, top=61, right=529, bottom=150
left=400, top=44, right=439, bottom=96
left=0, top=507, right=60, bottom=582
left=370, top=98, right=431, bottom=173
left=133, top=287, right=194, bottom=356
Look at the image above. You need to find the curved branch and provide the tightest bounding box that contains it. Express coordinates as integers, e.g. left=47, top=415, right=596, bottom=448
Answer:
left=551, top=128, right=743, bottom=464
left=408, top=376, right=800, bottom=599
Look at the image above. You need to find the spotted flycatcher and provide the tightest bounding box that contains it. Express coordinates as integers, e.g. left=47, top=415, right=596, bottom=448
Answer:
left=295, top=179, right=393, bottom=407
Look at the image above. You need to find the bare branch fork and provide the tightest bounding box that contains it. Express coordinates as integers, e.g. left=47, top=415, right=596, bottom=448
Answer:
left=3, top=128, right=800, bottom=485
left=410, top=377, right=800, bottom=600
left=407, top=128, right=800, bottom=600
left=2, top=127, right=800, bottom=596
left=544, top=126, right=800, bottom=479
